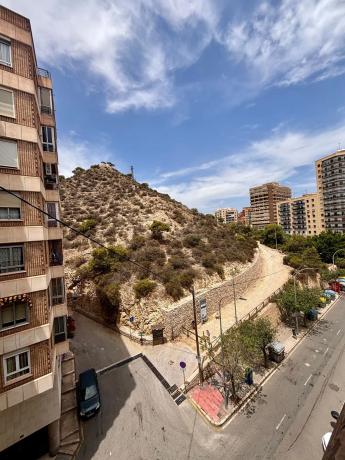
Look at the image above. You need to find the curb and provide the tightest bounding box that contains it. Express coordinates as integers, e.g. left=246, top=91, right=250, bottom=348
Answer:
left=188, top=295, right=340, bottom=427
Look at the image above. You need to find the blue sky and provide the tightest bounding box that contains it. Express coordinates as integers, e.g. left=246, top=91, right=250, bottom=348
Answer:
left=5, top=0, right=345, bottom=212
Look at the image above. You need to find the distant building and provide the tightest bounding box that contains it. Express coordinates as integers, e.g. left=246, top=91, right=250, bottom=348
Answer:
left=277, top=193, right=322, bottom=236
left=0, top=6, right=68, bottom=455
left=215, top=208, right=238, bottom=224
left=316, top=149, right=345, bottom=233
left=250, top=182, right=291, bottom=229
left=238, top=207, right=252, bottom=226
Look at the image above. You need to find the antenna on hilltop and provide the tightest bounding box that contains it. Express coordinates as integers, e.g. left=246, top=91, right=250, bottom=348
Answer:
left=131, top=165, right=134, bottom=180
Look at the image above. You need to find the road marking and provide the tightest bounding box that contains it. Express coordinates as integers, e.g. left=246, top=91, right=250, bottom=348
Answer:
left=276, top=414, right=286, bottom=430
left=337, top=329, right=342, bottom=336
left=304, top=362, right=311, bottom=367
left=324, top=347, right=329, bottom=356
left=304, top=374, right=313, bottom=386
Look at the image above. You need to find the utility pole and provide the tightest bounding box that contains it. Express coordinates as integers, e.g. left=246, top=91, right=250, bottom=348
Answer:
left=218, top=297, right=228, bottom=407
left=274, top=228, right=278, bottom=250
left=191, top=286, right=204, bottom=384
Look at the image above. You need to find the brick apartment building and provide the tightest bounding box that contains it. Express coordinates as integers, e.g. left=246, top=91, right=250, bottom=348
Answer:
left=249, top=182, right=291, bottom=229
left=316, top=149, right=345, bottom=233
left=214, top=207, right=238, bottom=224
left=277, top=193, right=323, bottom=236
left=238, top=206, right=252, bottom=226
left=0, top=6, right=68, bottom=455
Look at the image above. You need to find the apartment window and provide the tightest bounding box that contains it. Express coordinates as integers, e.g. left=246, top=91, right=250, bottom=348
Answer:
left=47, top=202, right=59, bottom=227
left=42, top=126, right=55, bottom=152
left=0, top=245, right=24, bottom=274
left=0, top=191, right=21, bottom=220
left=39, top=87, right=52, bottom=114
left=4, top=349, right=30, bottom=383
left=0, top=87, right=15, bottom=118
left=1, top=301, right=28, bottom=329
left=54, top=316, right=67, bottom=343
left=50, top=277, right=65, bottom=305
left=0, top=38, right=11, bottom=66
left=0, top=139, right=18, bottom=168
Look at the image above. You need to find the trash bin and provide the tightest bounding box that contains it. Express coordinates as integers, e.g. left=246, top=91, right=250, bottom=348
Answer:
left=268, top=341, right=285, bottom=363
left=306, top=308, right=318, bottom=321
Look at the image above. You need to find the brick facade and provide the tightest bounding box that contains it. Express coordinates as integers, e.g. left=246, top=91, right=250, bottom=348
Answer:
left=0, top=340, right=51, bottom=393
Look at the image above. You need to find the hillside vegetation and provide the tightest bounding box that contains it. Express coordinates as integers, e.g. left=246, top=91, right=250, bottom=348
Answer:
left=60, top=163, right=257, bottom=332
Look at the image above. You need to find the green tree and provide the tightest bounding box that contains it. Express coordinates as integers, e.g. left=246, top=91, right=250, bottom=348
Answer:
left=275, top=282, right=322, bottom=322
left=261, top=224, right=285, bottom=248
left=313, top=231, right=345, bottom=263
left=96, top=282, right=121, bottom=321
left=149, top=220, right=170, bottom=241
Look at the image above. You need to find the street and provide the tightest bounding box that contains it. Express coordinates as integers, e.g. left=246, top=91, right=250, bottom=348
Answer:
left=74, top=297, right=345, bottom=459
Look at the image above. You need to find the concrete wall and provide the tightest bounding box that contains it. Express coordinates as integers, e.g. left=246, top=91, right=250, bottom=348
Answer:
left=161, top=249, right=262, bottom=340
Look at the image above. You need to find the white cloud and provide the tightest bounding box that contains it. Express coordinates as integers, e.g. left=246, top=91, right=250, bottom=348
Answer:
left=152, top=121, right=345, bottom=210
left=222, top=0, right=345, bottom=88
left=58, top=136, right=113, bottom=177
left=3, top=0, right=218, bottom=112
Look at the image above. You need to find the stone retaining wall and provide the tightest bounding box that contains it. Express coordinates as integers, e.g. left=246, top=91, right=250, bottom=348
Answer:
left=161, top=248, right=262, bottom=340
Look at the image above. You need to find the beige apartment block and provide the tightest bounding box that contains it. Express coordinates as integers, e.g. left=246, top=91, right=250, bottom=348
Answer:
left=277, top=193, right=323, bottom=236
left=0, top=6, right=68, bottom=456
left=250, top=182, right=291, bottom=229
left=316, top=149, right=345, bottom=233
left=215, top=207, right=238, bottom=224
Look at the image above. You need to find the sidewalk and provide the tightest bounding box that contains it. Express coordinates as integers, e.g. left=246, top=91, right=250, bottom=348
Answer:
left=188, top=294, right=340, bottom=426
left=196, top=244, right=291, bottom=341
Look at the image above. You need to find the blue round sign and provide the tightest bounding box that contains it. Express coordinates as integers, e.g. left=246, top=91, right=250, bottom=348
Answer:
left=129, top=316, right=135, bottom=323
left=179, top=361, right=186, bottom=369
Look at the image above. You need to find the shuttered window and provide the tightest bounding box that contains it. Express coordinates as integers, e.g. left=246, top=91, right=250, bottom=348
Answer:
left=0, top=87, right=15, bottom=118
left=0, top=38, right=11, bottom=66
left=0, top=191, right=21, bottom=220
left=0, top=139, right=18, bottom=168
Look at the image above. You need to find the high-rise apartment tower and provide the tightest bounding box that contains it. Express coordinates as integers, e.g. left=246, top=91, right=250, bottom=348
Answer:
left=249, top=182, right=291, bottom=229
left=0, top=6, right=68, bottom=455
left=316, top=149, right=345, bottom=233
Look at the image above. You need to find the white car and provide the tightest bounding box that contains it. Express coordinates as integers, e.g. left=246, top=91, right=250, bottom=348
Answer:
left=322, top=432, right=332, bottom=452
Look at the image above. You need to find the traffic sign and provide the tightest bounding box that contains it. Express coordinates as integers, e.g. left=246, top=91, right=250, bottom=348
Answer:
left=179, top=361, right=186, bottom=369
left=129, top=316, right=135, bottom=323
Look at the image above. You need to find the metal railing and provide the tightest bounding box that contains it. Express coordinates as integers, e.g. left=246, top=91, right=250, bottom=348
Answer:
left=37, top=67, right=51, bottom=78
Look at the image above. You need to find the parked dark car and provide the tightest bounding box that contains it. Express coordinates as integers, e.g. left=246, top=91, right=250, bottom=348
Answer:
left=77, top=369, right=101, bottom=418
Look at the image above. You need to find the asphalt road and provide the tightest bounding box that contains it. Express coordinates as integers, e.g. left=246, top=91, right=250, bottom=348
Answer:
left=74, top=297, right=345, bottom=460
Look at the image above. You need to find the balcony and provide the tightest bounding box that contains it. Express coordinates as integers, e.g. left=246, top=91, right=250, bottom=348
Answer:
left=37, top=67, right=51, bottom=79
left=49, top=240, right=63, bottom=266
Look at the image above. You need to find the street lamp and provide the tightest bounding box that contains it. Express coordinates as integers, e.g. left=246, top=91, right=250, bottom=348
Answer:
left=332, top=248, right=345, bottom=267
left=217, top=296, right=228, bottom=406
left=190, top=285, right=204, bottom=384
left=293, top=267, right=316, bottom=335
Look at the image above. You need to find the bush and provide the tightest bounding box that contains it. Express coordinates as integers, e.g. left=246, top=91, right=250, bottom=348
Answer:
left=202, top=254, right=217, bottom=269
left=168, top=255, right=191, bottom=270
left=130, top=235, right=146, bottom=251
left=183, top=234, right=201, bottom=248
left=165, top=278, right=184, bottom=300
left=178, top=269, right=196, bottom=289
left=96, top=282, right=121, bottom=321
left=150, top=220, right=170, bottom=241
left=79, top=218, right=97, bottom=234
left=134, top=278, right=157, bottom=299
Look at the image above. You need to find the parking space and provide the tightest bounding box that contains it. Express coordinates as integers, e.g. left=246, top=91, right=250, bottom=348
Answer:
left=77, top=358, right=200, bottom=460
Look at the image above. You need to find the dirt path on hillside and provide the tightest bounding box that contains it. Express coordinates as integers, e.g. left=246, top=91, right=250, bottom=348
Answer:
left=194, top=244, right=292, bottom=340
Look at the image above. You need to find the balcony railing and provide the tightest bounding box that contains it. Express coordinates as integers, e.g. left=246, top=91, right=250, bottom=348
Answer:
left=44, top=174, right=58, bottom=190
left=37, top=67, right=51, bottom=79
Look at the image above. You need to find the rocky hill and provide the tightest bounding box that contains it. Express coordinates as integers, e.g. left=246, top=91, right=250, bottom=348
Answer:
left=59, top=163, right=257, bottom=333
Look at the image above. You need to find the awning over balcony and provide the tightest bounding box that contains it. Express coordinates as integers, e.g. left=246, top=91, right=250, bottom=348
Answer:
left=0, top=293, right=32, bottom=307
